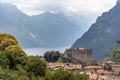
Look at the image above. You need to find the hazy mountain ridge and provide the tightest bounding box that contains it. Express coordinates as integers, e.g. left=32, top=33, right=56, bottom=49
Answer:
left=0, top=3, right=89, bottom=48
left=72, top=1, right=120, bottom=60
left=0, top=3, right=36, bottom=48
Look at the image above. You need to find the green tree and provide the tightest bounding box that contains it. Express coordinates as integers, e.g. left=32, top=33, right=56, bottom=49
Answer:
left=0, top=51, right=9, bottom=68
left=45, top=68, right=74, bottom=80
left=0, top=33, right=28, bottom=69
left=45, top=68, right=89, bottom=80
left=5, top=51, right=27, bottom=69
left=57, top=57, right=63, bottom=62
left=110, top=50, right=120, bottom=64
left=74, top=74, right=89, bottom=80
left=26, top=56, right=46, bottom=77
left=110, top=40, right=120, bottom=64
left=44, top=51, right=61, bottom=62
left=0, top=66, right=29, bottom=80
left=0, top=33, right=20, bottom=51
left=0, top=33, right=47, bottom=79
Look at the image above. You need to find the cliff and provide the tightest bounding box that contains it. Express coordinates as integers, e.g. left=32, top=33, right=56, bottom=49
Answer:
left=72, top=0, right=120, bottom=60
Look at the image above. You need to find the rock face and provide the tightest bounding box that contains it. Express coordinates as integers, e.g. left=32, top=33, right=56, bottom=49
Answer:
left=72, top=1, right=120, bottom=60
left=117, top=0, right=120, bottom=4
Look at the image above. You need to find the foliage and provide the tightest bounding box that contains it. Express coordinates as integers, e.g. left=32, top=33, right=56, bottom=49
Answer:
left=0, top=51, right=27, bottom=69
left=45, top=68, right=74, bottom=80
left=110, top=40, right=120, bottom=64
left=0, top=33, right=89, bottom=80
left=0, top=66, right=47, bottom=80
left=44, top=51, right=62, bottom=62
left=0, top=51, right=9, bottom=68
left=102, top=57, right=111, bottom=61
left=110, top=51, right=120, bottom=64
left=0, top=33, right=28, bottom=69
left=0, top=33, right=20, bottom=51
left=0, top=33, right=47, bottom=79
left=116, top=40, right=120, bottom=44
left=26, top=56, right=46, bottom=77
left=57, top=57, right=63, bottom=62
left=45, top=68, right=89, bottom=80
left=5, top=51, right=27, bottom=69
left=0, top=66, right=29, bottom=80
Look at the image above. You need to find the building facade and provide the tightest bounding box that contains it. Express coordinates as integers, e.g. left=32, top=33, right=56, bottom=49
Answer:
left=64, top=48, right=95, bottom=66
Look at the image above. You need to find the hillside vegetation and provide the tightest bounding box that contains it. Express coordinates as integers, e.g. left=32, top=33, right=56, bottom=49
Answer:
left=0, top=33, right=88, bottom=80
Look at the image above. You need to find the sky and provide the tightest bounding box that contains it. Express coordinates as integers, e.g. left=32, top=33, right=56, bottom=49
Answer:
left=0, top=0, right=117, bottom=17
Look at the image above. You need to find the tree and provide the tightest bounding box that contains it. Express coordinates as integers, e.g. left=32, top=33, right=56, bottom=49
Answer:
left=0, top=51, right=9, bottom=68
left=74, top=74, right=89, bottom=80
left=110, top=50, right=120, bottom=64
left=45, top=68, right=74, bottom=80
left=44, top=51, right=61, bottom=62
left=0, top=33, right=28, bottom=69
left=45, top=68, right=89, bottom=80
left=26, top=56, right=46, bottom=77
left=0, top=66, right=29, bottom=80
left=5, top=51, right=27, bottom=69
left=57, top=57, right=63, bottom=62
left=0, top=33, right=48, bottom=79
left=0, top=33, right=19, bottom=51
left=110, top=40, right=120, bottom=64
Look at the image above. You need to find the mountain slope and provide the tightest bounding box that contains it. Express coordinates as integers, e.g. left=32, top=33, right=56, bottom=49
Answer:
left=72, top=1, right=120, bottom=60
left=29, top=12, right=81, bottom=47
left=0, top=3, right=39, bottom=48
left=0, top=3, right=82, bottom=48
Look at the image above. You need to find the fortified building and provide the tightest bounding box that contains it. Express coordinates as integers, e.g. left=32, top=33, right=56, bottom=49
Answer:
left=64, top=48, right=95, bottom=66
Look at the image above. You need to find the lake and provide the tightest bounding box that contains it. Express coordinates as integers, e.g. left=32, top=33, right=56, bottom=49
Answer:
left=23, top=47, right=70, bottom=56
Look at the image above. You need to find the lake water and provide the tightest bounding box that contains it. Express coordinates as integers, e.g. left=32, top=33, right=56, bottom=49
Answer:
left=23, top=47, right=70, bottom=56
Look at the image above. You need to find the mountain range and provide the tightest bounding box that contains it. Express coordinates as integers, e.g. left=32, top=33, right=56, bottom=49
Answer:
left=2, top=1, right=119, bottom=60
left=0, top=3, right=92, bottom=48
left=72, top=0, right=120, bottom=60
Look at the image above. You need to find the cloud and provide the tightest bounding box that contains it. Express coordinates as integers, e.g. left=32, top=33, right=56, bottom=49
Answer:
left=0, top=0, right=117, bottom=16
left=66, top=0, right=117, bottom=16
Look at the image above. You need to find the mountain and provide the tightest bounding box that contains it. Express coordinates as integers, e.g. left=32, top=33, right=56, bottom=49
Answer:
left=72, top=0, right=120, bottom=60
left=0, top=3, right=38, bottom=48
left=29, top=12, right=82, bottom=47
left=0, top=3, right=85, bottom=48
left=53, top=13, right=94, bottom=35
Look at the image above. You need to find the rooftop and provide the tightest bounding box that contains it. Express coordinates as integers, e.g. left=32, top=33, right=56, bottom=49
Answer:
left=65, top=48, right=92, bottom=51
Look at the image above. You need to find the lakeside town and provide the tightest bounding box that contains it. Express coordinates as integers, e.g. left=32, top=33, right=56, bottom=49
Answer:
left=0, top=0, right=120, bottom=80
left=43, top=48, right=120, bottom=80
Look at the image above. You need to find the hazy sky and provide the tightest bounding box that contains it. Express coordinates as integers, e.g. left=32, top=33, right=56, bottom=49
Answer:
left=0, top=0, right=117, bottom=16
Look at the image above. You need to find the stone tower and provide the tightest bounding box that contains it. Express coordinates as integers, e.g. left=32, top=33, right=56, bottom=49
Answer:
left=64, top=48, right=95, bottom=66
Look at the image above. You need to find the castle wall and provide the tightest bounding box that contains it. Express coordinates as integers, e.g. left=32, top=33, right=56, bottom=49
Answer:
left=64, top=48, right=93, bottom=65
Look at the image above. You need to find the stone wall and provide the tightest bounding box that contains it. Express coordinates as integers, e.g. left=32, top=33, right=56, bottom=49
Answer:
left=64, top=48, right=94, bottom=65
